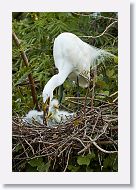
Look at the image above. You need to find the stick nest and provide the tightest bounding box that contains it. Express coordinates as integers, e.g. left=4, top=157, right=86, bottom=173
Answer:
left=12, top=98, right=118, bottom=171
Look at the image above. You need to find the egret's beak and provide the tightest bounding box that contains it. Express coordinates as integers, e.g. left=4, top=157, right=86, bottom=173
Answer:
left=43, top=97, right=50, bottom=125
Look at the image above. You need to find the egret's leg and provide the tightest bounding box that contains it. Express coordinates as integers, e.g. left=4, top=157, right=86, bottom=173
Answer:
left=59, top=84, right=64, bottom=104
left=76, top=76, right=80, bottom=110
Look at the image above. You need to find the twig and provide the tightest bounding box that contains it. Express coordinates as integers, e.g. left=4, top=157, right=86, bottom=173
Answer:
left=93, top=123, right=109, bottom=141
left=58, top=143, right=72, bottom=157
left=63, top=147, right=72, bottom=172
left=73, top=13, right=118, bottom=21
left=113, top=97, right=118, bottom=103
left=103, top=118, right=118, bottom=122
left=109, top=91, right=118, bottom=97
left=12, top=97, right=118, bottom=171
left=96, top=15, right=118, bottom=21
left=72, top=137, right=86, bottom=148
left=86, top=135, right=117, bottom=154
left=78, top=140, right=118, bottom=155
left=24, top=139, right=35, bottom=155
left=91, top=112, right=101, bottom=134
left=91, top=66, right=97, bottom=109
left=98, top=153, right=103, bottom=171
left=65, top=97, right=91, bottom=100
left=12, top=32, right=39, bottom=110
left=19, top=139, right=29, bottom=158
left=66, top=99, right=91, bottom=108
left=81, top=21, right=117, bottom=39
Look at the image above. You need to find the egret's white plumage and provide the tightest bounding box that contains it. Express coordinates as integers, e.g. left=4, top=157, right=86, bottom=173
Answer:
left=43, top=32, right=114, bottom=103
left=23, top=99, right=75, bottom=126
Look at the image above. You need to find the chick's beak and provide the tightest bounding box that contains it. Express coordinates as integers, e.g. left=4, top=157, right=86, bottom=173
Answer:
left=54, top=104, right=59, bottom=109
left=47, top=112, right=52, bottom=118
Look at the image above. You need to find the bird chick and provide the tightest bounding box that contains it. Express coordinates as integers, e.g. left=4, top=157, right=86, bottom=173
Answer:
left=46, top=99, right=61, bottom=126
left=23, top=99, right=75, bottom=127
left=22, top=110, right=43, bottom=125
left=47, top=99, right=75, bottom=126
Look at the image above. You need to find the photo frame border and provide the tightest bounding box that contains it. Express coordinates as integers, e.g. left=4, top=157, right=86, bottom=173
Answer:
left=0, top=0, right=130, bottom=185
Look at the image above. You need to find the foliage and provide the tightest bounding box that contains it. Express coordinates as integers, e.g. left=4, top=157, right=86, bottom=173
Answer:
left=13, top=141, right=118, bottom=172
left=12, top=12, right=118, bottom=172
left=28, top=158, right=50, bottom=172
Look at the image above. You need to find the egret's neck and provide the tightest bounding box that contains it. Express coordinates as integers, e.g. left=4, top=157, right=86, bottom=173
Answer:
left=42, top=77, right=55, bottom=102
left=42, top=69, right=71, bottom=102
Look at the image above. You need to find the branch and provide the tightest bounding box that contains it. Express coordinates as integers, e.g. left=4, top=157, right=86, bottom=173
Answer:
left=86, top=135, right=117, bottom=154
left=80, top=21, right=118, bottom=39
left=12, top=31, right=39, bottom=110
left=63, top=147, right=72, bottom=172
left=72, top=13, right=118, bottom=21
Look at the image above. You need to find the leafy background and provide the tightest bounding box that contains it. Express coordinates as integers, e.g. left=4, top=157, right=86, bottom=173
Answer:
left=12, top=12, right=118, bottom=172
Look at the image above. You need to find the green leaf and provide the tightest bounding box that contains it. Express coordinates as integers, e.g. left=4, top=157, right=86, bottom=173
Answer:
left=26, top=165, right=37, bottom=172
left=68, top=165, right=80, bottom=172
left=106, top=69, right=114, bottom=78
left=15, top=144, right=22, bottom=152
left=86, top=166, right=94, bottom=172
left=77, top=155, right=90, bottom=166
left=77, top=152, right=96, bottom=166
left=100, top=90, right=109, bottom=96
left=103, top=157, right=111, bottom=168
left=28, top=158, right=43, bottom=167
left=87, top=152, right=96, bottom=160
left=37, top=162, right=50, bottom=172
left=113, top=161, right=118, bottom=171
left=114, top=56, right=118, bottom=64
left=15, top=68, right=31, bottom=86
left=96, top=80, right=107, bottom=88
left=19, top=161, right=27, bottom=169
left=103, top=155, right=118, bottom=171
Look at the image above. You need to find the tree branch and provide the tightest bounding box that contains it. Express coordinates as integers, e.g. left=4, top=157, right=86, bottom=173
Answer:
left=12, top=31, right=39, bottom=110
left=80, top=21, right=118, bottom=39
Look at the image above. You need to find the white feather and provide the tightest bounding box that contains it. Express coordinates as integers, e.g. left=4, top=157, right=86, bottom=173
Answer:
left=23, top=99, right=75, bottom=126
left=23, top=110, right=43, bottom=125
left=43, top=32, right=115, bottom=103
left=47, top=99, right=75, bottom=126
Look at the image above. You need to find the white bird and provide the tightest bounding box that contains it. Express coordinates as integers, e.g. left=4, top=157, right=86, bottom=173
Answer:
left=22, top=110, right=43, bottom=125
left=47, top=99, right=75, bottom=126
left=23, top=99, right=75, bottom=126
left=42, top=32, right=115, bottom=112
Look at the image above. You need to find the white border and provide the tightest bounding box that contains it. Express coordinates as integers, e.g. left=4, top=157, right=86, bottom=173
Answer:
left=0, top=0, right=130, bottom=185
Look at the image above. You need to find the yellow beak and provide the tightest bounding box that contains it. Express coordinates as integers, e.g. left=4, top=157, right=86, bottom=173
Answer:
left=54, top=104, right=59, bottom=109
left=47, top=112, right=52, bottom=118
left=42, top=97, right=50, bottom=124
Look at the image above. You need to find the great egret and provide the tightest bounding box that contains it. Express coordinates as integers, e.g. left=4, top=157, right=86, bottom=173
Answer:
left=23, top=99, right=75, bottom=126
left=42, top=32, right=115, bottom=117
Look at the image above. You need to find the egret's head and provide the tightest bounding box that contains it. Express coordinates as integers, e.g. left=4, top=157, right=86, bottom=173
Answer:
left=43, top=88, right=53, bottom=104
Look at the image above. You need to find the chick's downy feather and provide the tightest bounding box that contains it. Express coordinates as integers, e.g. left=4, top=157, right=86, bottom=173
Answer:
left=23, top=99, right=75, bottom=127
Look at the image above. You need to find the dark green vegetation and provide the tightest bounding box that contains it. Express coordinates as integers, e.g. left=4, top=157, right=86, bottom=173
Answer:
left=12, top=12, right=118, bottom=172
